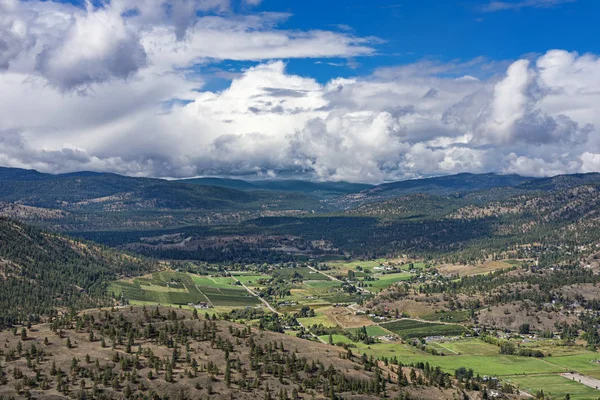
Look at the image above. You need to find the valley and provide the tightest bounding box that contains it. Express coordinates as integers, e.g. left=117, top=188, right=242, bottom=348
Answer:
left=5, top=168, right=600, bottom=398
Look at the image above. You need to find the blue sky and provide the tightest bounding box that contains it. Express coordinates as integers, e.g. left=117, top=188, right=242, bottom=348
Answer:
left=2, top=0, right=600, bottom=181
left=256, top=0, right=600, bottom=81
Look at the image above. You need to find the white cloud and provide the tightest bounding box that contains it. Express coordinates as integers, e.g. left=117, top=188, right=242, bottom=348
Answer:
left=0, top=0, right=374, bottom=90
left=0, top=2, right=599, bottom=183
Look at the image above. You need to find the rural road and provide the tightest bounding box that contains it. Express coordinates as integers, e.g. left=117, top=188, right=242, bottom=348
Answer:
left=227, top=270, right=327, bottom=344
left=560, top=373, right=600, bottom=390
left=226, top=271, right=280, bottom=314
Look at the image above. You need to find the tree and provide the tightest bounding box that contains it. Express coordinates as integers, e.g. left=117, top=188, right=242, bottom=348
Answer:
left=519, top=324, right=530, bottom=335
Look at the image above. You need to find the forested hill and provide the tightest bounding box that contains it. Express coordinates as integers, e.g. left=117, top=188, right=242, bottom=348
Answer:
left=0, top=217, right=157, bottom=328
left=180, top=177, right=373, bottom=199
left=329, top=172, right=600, bottom=209
left=0, top=167, right=323, bottom=211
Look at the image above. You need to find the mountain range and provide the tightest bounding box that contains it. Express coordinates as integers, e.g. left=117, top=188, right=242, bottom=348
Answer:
left=3, top=166, right=600, bottom=263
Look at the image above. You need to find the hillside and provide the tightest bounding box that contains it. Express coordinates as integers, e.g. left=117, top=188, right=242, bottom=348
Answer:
left=180, top=177, right=373, bottom=199
left=330, top=173, right=533, bottom=209
left=0, top=306, right=487, bottom=400
left=0, top=168, right=322, bottom=211
left=0, top=218, right=157, bottom=328
left=71, top=179, right=600, bottom=263
left=0, top=168, right=326, bottom=232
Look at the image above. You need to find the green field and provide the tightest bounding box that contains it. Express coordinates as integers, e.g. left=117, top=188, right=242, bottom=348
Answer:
left=347, top=325, right=392, bottom=337
left=273, top=267, right=330, bottom=280
left=318, top=334, right=355, bottom=345
left=231, top=273, right=270, bottom=287
left=350, top=337, right=600, bottom=397
left=110, top=271, right=260, bottom=307
left=367, top=272, right=413, bottom=289
left=505, top=374, right=600, bottom=400
left=380, top=319, right=469, bottom=338
left=427, top=339, right=499, bottom=356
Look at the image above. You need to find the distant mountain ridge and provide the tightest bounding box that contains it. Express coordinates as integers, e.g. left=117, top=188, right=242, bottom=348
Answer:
left=0, top=166, right=323, bottom=211
left=179, top=176, right=373, bottom=198
left=329, top=172, right=600, bottom=209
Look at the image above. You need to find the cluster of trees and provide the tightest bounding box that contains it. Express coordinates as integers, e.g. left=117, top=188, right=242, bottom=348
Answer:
left=0, top=218, right=157, bottom=329
left=0, top=306, right=461, bottom=399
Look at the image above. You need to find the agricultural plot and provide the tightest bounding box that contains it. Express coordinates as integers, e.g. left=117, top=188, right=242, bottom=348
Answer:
left=367, top=272, right=413, bottom=289
left=421, top=310, right=471, bottom=323
left=190, top=274, right=260, bottom=307
left=110, top=271, right=260, bottom=308
left=380, top=319, right=469, bottom=338
left=109, top=271, right=208, bottom=306
left=273, top=267, right=329, bottom=280
left=318, top=334, right=355, bottom=345
left=505, top=374, right=599, bottom=400
left=298, top=315, right=336, bottom=327
left=230, top=273, right=270, bottom=287
left=426, top=338, right=499, bottom=356
left=347, top=325, right=392, bottom=337
left=545, top=354, right=600, bottom=378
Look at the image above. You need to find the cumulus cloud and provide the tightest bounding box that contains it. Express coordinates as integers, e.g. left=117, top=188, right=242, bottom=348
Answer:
left=0, top=2, right=599, bottom=182
left=0, top=0, right=374, bottom=90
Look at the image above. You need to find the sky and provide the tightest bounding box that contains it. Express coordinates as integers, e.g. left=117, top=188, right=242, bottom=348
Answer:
left=1, top=0, right=600, bottom=183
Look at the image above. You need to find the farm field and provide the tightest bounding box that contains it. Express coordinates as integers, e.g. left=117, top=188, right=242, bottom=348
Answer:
left=318, top=334, right=355, bottom=345
left=426, top=338, right=499, bottom=356
left=347, top=325, right=392, bottom=337
left=326, top=258, right=427, bottom=272
left=298, top=315, right=336, bottom=327
left=505, top=374, right=600, bottom=400
left=230, top=273, right=270, bottom=287
left=421, top=310, right=471, bottom=323
left=273, top=267, right=330, bottom=280
left=380, top=319, right=469, bottom=338
left=366, top=272, right=413, bottom=289
left=346, top=336, right=600, bottom=397
left=110, top=271, right=261, bottom=308
left=107, top=263, right=600, bottom=399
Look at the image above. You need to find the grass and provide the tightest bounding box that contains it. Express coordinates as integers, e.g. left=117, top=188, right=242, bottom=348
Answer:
left=318, top=334, right=355, bottom=345
left=545, top=354, right=600, bottom=376
left=230, top=273, right=270, bottom=286
left=273, top=267, right=329, bottom=280
left=190, top=275, right=237, bottom=288
left=303, top=280, right=341, bottom=290
left=298, top=313, right=336, bottom=328
left=427, top=339, right=499, bottom=356
left=347, top=325, right=392, bottom=337
left=111, top=271, right=262, bottom=307
left=505, top=374, right=600, bottom=400
left=380, top=320, right=469, bottom=338
left=367, top=272, right=413, bottom=289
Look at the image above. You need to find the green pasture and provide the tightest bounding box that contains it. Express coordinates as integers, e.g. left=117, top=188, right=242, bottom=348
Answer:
left=367, top=273, right=413, bottom=289
left=347, top=325, right=391, bottom=337
left=505, top=374, right=599, bottom=400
